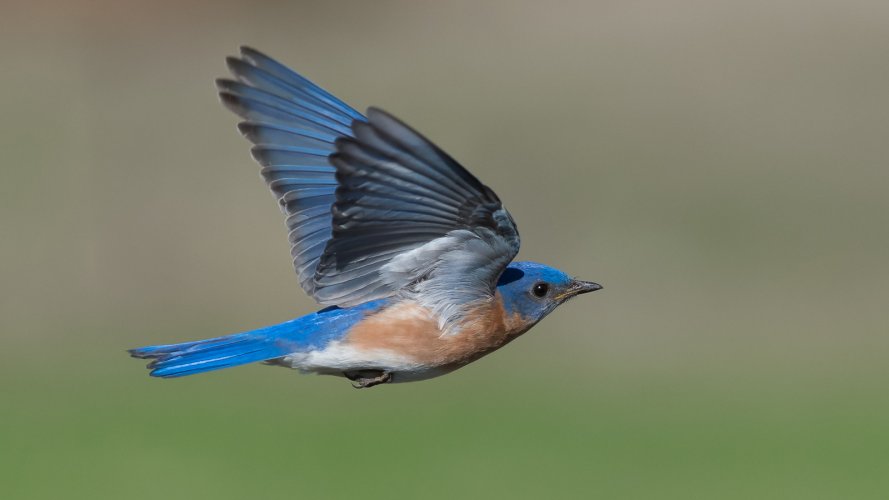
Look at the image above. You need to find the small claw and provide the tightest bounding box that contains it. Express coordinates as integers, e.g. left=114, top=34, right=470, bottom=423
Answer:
left=350, top=371, right=392, bottom=389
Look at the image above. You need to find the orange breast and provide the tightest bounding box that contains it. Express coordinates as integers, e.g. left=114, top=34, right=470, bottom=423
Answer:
left=346, top=294, right=529, bottom=369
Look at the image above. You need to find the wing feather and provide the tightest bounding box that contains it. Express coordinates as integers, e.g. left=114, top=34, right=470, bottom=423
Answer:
left=311, top=108, right=520, bottom=328
left=219, top=49, right=520, bottom=328
left=218, top=47, right=365, bottom=296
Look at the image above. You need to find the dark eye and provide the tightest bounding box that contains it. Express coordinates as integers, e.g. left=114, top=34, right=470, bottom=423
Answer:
left=532, top=282, right=550, bottom=298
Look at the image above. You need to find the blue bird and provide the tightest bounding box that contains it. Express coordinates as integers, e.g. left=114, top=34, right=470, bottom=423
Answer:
left=130, top=47, right=603, bottom=388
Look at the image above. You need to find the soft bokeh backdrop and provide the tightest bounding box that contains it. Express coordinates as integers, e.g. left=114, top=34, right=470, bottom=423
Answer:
left=2, top=0, right=888, bottom=498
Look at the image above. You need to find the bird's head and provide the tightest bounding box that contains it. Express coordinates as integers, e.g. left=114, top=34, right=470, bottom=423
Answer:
left=495, top=261, right=602, bottom=325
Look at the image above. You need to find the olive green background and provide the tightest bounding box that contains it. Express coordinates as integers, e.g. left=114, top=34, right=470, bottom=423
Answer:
left=2, top=1, right=888, bottom=498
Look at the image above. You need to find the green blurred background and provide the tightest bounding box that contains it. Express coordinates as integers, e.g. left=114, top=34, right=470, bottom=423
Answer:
left=2, top=0, right=888, bottom=498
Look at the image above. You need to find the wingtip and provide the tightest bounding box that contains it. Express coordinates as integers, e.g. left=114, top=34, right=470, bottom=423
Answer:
left=240, top=46, right=283, bottom=70
left=239, top=45, right=264, bottom=59
left=364, top=106, right=410, bottom=132
left=236, top=121, right=255, bottom=136
left=365, top=106, right=384, bottom=120
left=248, top=145, right=264, bottom=162
left=217, top=91, right=243, bottom=115
left=225, top=55, right=254, bottom=78
left=215, top=77, right=235, bottom=91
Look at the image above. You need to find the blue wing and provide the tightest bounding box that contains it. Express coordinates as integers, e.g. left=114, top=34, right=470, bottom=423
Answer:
left=218, top=46, right=364, bottom=296
left=316, top=108, right=520, bottom=319
left=219, top=48, right=520, bottom=326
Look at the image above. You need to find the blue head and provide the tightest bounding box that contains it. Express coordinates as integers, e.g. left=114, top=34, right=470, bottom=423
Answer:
left=496, top=261, right=602, bottom=325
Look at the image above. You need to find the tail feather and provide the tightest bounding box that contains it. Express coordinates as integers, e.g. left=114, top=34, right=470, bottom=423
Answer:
left=129, top=331, right=288, bottom=378
left=130, top=300, right=390, bottom=379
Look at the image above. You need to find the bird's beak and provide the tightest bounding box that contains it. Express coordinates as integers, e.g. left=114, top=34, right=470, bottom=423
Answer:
left=572, top=280, right=603, bottom=295
left=557, top=279, right=603, bottom=301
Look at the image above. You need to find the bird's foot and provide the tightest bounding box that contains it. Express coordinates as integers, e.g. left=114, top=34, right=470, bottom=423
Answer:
left=344, top=370, right=392, bottom=389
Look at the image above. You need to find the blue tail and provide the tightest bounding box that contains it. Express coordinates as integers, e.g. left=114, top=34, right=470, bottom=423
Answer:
left=129, top=330, right=288, bottom=378
left=129, top=300, right=389, bottom=378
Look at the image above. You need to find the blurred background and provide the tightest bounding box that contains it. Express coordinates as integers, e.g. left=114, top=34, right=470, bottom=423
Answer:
left=2, top=0, right=888, bottom=498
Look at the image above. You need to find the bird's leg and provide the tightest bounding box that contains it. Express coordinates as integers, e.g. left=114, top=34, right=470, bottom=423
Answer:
left=344, top=370, right=392, bottom=389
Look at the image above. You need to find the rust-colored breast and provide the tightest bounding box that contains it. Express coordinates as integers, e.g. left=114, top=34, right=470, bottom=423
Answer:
left=346, top=293, right=530, bottom=369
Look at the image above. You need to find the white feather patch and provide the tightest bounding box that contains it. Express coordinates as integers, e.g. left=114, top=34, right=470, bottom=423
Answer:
left=281, top=341, right=425, bottom=373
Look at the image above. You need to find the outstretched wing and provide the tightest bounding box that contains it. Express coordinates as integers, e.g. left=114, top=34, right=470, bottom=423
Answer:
left=217, top=46, right=364, bottom=296
left=218, top=48, right=520, bottom=327
left=317, top=108, right=520, bottom=326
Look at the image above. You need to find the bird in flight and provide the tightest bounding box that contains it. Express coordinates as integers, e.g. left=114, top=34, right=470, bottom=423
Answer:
left=130, top=47, right=603, bottom=388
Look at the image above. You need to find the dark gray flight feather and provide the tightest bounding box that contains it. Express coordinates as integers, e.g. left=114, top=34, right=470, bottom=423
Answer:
left=220, top=48, right=520, bottom=325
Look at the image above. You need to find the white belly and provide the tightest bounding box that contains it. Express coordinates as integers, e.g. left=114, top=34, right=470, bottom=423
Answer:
left=277, top=341, right=452, bottom=383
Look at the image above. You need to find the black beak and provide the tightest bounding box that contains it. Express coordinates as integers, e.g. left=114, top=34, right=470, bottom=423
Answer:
left=572, top=280, right=603, bottom=295
left=558, top=280, right=603, bottom=301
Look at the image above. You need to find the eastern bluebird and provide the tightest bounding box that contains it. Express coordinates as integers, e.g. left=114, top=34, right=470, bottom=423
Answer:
left=130, top=47, right=603, bottom=388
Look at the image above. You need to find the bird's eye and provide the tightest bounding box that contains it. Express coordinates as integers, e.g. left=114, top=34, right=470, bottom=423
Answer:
left=532, top=282, right=550, bottom=298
